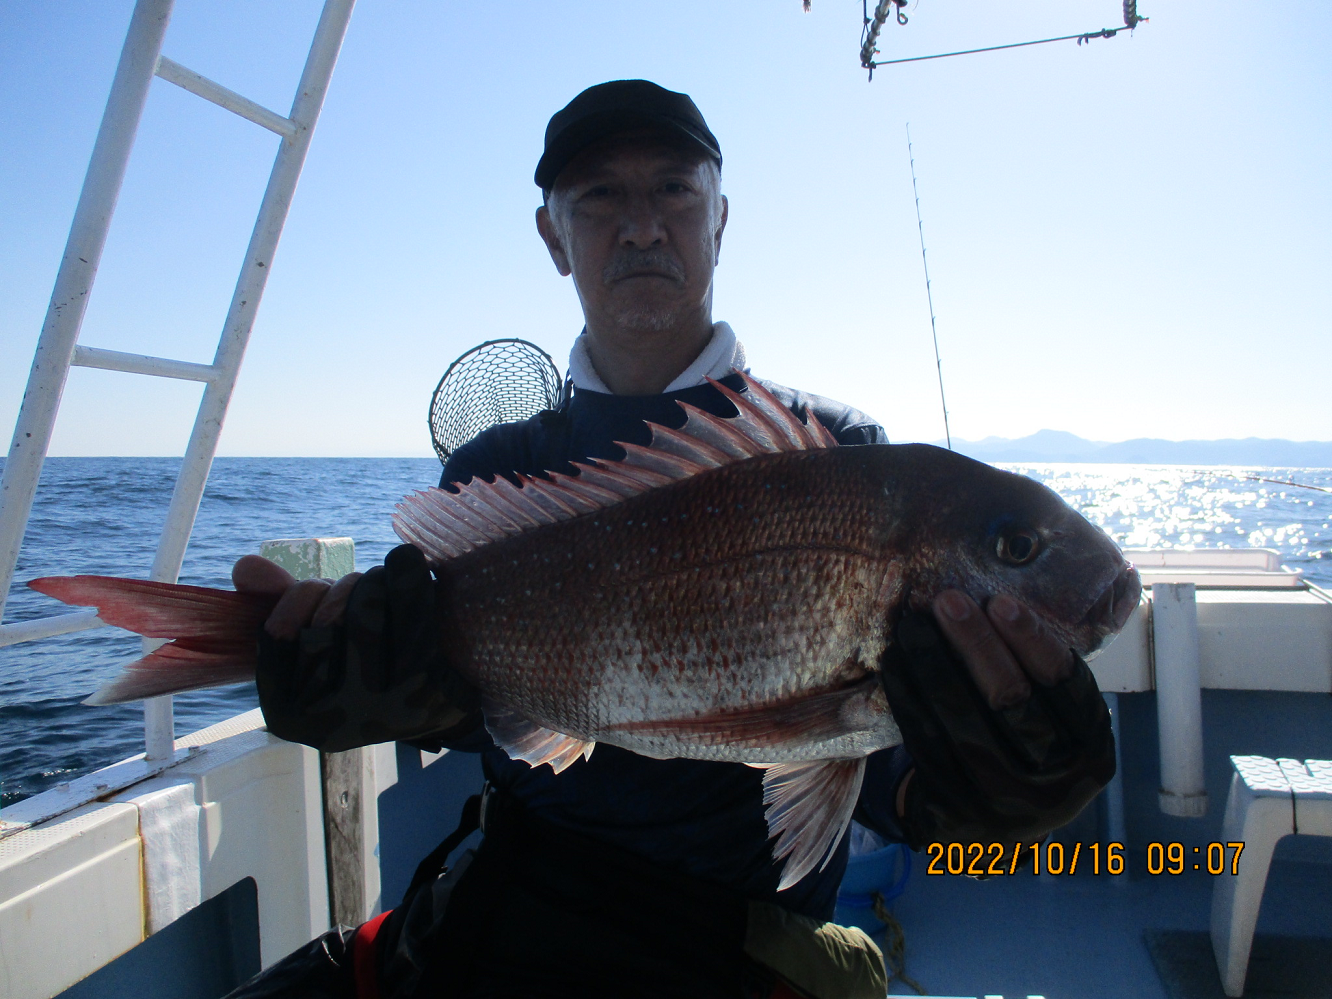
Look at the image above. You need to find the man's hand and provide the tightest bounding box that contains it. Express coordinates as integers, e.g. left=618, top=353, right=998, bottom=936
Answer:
left=232, top=555, right=362, bottom=637
left=237, top=545, right=479, bottom=752
left=933, top=590, right=1075, bottom=707
left=881, top=589, right=1116, bottom=853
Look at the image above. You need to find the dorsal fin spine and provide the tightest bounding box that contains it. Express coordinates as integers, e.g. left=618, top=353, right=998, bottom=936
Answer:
left=429, top=501, right=491, bottom=547
left=546, top=470, right=615, bottom=509
left=615, top=442, right=707, bottom=480
left=477, top=480, right=543, bottom=531
left=394, top=498, right=473, bottom=556
left=710, top=378, right=804, bottom=451
left=675, top=401, right=766, bottom=460
left=643, top=424, right=729, bottom=467
left=519, top=479, right=581, bottom=520
left=453, top=491, right=520, bottom=537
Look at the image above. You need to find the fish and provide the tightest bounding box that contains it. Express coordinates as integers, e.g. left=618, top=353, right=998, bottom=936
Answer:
left=29, top=374, right=1141, bottom=889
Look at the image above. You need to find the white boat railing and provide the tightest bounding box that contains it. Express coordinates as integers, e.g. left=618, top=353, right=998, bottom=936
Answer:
left=1126, top=547, right=1308, bottom=589
left=0, top=0, right=356, bottom=762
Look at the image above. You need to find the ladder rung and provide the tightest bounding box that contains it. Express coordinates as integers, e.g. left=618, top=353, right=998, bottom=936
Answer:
left=72, top=345, right=218, bottom=382
left=155, top=55, right=297, bottom=139
left=0, top=610, right=104, bottom=648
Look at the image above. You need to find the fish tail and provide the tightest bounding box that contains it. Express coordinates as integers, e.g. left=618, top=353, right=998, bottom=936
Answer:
left=27, top=575, right=277, bottom=705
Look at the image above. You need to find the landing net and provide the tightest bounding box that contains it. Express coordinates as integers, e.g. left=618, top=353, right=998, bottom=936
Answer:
left=428, top=339, right=564, bottom=464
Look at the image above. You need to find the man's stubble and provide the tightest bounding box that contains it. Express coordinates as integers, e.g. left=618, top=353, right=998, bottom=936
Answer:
left=600, top=247, right=693, bottom=336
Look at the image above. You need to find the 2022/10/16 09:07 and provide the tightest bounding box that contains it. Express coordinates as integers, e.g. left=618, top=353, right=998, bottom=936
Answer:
left=924, top=842, right=1248, bottom=876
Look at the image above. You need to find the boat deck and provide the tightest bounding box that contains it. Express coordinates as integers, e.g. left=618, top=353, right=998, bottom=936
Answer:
left=876, top=839, right=1331, bottom=998
left=843, top=689, right=1332, bottom=998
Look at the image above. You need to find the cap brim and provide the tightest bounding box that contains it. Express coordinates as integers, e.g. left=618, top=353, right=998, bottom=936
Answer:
left=534, top=109, right=721, bottom=189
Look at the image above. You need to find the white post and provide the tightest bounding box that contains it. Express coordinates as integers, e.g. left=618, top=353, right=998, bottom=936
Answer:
left=260, top=537, right=379, bottom=927
left=141, top=0, right=356, bottom=759
left=1153, top=583, right=1209, bottom=817
left=0, top=0, right=175, bottom=624
left=259, top=538, right=356, bottom=580
left=1101, top=691, right=1129, bottom=875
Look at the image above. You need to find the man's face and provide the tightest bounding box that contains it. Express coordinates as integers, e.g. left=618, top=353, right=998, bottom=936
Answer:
left=536, top=132, right=727, bottom=340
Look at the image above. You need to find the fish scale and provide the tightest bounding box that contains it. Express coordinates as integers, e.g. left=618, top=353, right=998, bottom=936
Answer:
left=444, top=447, right=899, bottom=757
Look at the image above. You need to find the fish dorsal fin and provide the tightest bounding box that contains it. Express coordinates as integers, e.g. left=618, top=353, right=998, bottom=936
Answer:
left=753, top=757, right=867, bottom=891
left=393, top=374, right=836, bottom=564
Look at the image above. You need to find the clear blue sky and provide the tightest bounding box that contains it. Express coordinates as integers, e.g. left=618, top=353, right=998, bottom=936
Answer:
left=2, top=1, right=1328, bottom=456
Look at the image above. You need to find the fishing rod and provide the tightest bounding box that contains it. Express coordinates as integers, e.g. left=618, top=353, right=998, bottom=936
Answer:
left=858, top=0, right=1149, bottom=81
left=1240, top=475, right=1332, bottom=495
left=1164, top=470, right=1332, bottom=494
left=906, top=123, right=951, bottom=450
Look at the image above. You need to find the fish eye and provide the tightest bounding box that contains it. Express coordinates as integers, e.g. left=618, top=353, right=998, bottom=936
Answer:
left=996, top=529, right=1041, bottom=566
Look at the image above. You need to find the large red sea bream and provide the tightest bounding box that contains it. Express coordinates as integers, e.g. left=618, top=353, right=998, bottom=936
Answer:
left=31, top=375, right=1140, bottom=889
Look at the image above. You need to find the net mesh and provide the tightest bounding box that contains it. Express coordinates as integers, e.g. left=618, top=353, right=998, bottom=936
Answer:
left=429, top=339, right=564, bottom=463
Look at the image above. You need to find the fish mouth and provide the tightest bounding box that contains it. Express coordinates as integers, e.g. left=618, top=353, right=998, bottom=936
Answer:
left=1080, top=563, right=1142, bottom=651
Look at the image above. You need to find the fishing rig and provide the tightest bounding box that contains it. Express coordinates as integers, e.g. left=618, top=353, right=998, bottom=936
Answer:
left=845, top=0, right=1148, bottom=80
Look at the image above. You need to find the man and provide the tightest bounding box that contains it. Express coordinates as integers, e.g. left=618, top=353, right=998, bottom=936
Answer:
left=230, top=81, right=1114, bottom=999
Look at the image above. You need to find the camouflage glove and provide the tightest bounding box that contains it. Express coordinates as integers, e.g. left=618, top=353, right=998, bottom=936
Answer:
left=879, top=611, right=1115, bottom=853
left=257, top=544, right=480, bottom=752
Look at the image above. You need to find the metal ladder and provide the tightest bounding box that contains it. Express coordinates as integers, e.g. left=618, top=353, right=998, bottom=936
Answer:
left=0, top=0, right=356, bottom=762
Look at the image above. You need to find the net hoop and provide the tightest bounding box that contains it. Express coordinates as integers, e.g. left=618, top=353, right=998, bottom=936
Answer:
left=428, top=339, right=564, bottom=464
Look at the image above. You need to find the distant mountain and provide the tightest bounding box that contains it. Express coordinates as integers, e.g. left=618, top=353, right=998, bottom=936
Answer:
left=933, top=431, right=1332, bottom=467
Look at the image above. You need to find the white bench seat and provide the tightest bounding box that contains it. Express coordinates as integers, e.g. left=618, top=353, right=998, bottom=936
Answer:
left=1210, top=755, right=1332, bottom=996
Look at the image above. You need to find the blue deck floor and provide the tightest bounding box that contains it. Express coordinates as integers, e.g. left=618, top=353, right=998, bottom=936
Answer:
left=846, top=688, right=1332, bottom=999
left=876, top=848, right=1331, bottom=998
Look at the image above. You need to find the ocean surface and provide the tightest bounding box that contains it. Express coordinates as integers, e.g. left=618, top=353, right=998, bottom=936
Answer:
left=2, top=457, right=1330, bottom=807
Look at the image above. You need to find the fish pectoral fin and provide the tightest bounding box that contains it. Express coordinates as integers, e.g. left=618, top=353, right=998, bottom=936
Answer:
left=757, top=757, right=866, bottom=892
left=482, top=697, right=595, bottom=775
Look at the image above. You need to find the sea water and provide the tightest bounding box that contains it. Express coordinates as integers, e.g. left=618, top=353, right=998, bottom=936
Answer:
left=2, top=458, right=1329, bottom=806
left=0, top=457, right=438, bottom=806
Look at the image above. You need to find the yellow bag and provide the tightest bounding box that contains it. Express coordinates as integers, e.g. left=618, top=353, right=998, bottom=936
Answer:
left=744, top=899, right=888, bottom=999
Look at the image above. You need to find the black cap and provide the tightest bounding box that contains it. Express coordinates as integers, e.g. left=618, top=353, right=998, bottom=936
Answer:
left=535, top=80, right=721, bottom=190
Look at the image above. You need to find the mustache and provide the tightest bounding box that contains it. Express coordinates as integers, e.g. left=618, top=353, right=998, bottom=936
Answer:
left=602, top=250, right=685, bottom=285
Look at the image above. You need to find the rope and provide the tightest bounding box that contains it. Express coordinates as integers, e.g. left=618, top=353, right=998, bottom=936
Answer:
left=872, top=891, right=925, bottom=995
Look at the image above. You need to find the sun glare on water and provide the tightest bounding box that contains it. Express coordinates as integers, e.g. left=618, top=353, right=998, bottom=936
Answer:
left=1006, top=464, right=1332, bottom=587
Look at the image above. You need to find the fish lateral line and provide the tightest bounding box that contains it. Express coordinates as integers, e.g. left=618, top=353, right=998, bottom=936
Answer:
left=601, top=675, right=884, bottom=747
left=501, top=541, right=895, bottom=595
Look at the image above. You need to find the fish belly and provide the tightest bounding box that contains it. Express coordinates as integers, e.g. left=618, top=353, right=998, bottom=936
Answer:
left=443, top=448, right=905, bottom=762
